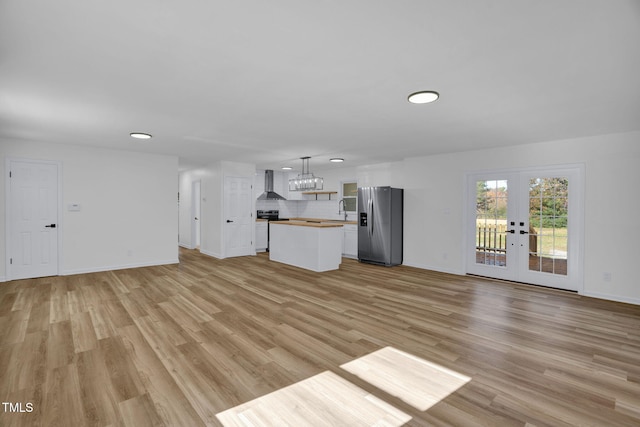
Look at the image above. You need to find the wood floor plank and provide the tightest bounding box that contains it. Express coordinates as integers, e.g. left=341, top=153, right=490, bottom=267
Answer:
left=0, top=248, right=638, bottom=426
left=46, top=320, right=75, bottom=370
left=25, top=283, right=51, bottom=334
left=0, top=308, right=30, bottom=345
left=119, top=393, right=164, bottom=427
left=75, top=347, right=122, bottom=426
left=70, top=311, right=98, bottom=353
left=117, top=324, right=205, bottom=427
left=98, top=336, right=146, bottom=402
left=41, top=363, right=86, bottom=427
left=1, top=331, right=47, bottom=394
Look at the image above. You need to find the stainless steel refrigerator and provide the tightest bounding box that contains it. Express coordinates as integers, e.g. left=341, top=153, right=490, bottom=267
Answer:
left=357, top=186, right=403, bottom=266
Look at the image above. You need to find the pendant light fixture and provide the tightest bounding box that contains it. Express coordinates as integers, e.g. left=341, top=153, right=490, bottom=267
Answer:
left=288, top=157, right=324, bottom=191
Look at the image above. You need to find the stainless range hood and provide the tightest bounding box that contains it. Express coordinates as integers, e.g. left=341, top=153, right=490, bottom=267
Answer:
left=257, top=170, right=286, bottom=200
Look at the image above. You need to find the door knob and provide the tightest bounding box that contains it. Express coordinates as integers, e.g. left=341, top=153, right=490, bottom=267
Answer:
left=226, top=220, right=234, bottom=223
left=506, top=229, right=515, bottom=234
left=45, top=224, right=56, bottom=228
left=520, top=230, right=529, bottom=234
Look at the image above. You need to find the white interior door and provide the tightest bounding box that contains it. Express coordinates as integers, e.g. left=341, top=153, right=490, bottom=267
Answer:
left=224, top=176, right=253, bottom=258
left=467, top=166, right=583, bottom=291
left=8, top=160, right=60, bottom=280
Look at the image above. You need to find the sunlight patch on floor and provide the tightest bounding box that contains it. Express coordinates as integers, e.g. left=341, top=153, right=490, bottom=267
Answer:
left=216, top=371, right=412, bottom=427
left=341, top=346, right=471, bottom=411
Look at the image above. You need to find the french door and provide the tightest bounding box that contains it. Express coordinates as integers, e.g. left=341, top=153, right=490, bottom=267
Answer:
left=466, top=166, right=583, bottom=291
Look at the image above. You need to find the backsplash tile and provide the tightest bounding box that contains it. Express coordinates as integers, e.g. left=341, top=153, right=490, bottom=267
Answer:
left=256, top=199, right=355, bottom=220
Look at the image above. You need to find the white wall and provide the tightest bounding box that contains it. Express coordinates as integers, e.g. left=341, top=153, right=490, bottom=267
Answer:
left=1, top=141, right=179, bottom=280
left=399, top=131, right=640, bottom=304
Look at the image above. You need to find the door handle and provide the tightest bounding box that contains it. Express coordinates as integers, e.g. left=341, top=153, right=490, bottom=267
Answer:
left=506, top=229, right=515, bottom=234
left=520, top=230, right=528, bottom=234
left=226, top=220, right=233, bottom=223
left=368, top=198, right=373, bottom=237
left=45, top=224, right=56, bottom=228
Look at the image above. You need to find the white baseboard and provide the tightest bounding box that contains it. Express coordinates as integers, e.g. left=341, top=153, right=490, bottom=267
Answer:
left=581, top=291, right=640, bottom=306
left=0, top=276, right=6, bottom=283
left=179, top=242, right=195, bottom=249
left=402, top=261, right=464, bottom=276
left=61, top=258, right=179, bottom=276
left=199, top=249, right=223, bottom=259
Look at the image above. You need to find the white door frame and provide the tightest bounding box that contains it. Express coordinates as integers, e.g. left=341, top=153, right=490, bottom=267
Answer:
left=191, top=180, right=201, bottom=250
left=5, top=157, right=64, bottom=281
left=464, top=163, right=584, bottom=293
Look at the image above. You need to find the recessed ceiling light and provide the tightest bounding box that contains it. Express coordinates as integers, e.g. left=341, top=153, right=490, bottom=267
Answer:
left=330, top=158, right=344, bottom=163
left=130, top=132, right=152, bottom=139
left=407, top=91, right=439, bottom=104
left=281, top=166, right=293, bottom=170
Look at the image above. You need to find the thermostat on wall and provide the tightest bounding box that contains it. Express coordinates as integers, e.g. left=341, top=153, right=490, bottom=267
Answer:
left=68, top=203, right=82, bottom=212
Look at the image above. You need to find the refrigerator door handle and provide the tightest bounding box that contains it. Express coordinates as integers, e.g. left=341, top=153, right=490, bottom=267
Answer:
left=368, top=197, right=373, bottom=237
left=369, top=198, right=374, bottom=237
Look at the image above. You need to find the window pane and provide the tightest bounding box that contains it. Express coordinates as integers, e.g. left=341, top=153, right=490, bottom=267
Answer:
left=343, top=182, right=357, bottom=197
left=344, top=198, right=356, bottom=211
left=475, top=180, right=508, bottom=267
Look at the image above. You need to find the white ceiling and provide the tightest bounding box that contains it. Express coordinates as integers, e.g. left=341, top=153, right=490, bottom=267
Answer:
left=1, top=1, right=639, bottom=171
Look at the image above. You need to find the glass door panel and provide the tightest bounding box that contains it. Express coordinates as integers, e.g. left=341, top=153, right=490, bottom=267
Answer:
left=527, top=177, right=568, bottom=276
left=475, top=180, right=509, bottom=267
left=467, top=175, right=517, bottom=281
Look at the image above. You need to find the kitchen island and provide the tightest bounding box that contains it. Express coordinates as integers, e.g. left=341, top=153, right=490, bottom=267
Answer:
left=269, top=220, right=344, bottom=272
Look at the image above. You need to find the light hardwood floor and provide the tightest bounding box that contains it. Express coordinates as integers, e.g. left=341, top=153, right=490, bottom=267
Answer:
left=1, top=248, right=639, bottom=426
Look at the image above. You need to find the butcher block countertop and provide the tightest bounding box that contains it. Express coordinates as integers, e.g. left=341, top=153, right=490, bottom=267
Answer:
left=271, top=220, right=344, bottom=228
left=288, top=217, right=358, bottom=225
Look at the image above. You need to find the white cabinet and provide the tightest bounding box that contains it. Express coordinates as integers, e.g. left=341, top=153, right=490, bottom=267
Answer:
left=256, top=221, right=268, bottom=252
left=343, top=224, right=358, bottom=258
left=270, top=223, right=342, bottom=272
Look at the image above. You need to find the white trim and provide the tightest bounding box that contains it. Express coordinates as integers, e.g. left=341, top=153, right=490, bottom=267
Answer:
left=0, top=276, right=6, bottom=283
left=61, top=258, right=178, bottom=276
left=191, top=180, right=201, bottom=250
left=179, top=243, right=195, bottom=250
left=200, top=248, right=223, bottom=259
left=402, top=261, right=464, bottom=276
left=5, top=157, right=64, bottom=281
left=581, top=291, right=640, bottom=306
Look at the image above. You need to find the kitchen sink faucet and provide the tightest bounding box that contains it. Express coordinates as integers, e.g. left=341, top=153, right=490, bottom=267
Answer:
left=338, top=199, right=348, bottom=221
